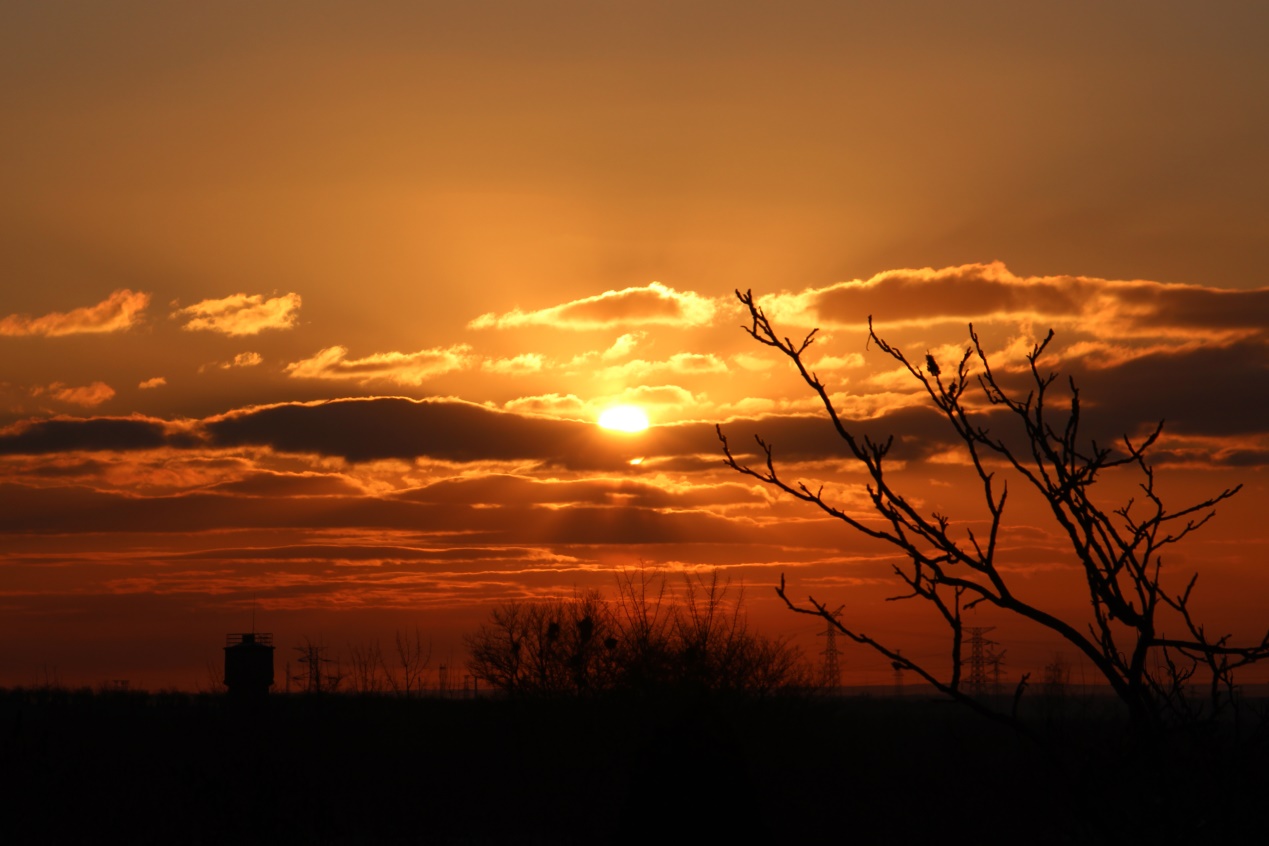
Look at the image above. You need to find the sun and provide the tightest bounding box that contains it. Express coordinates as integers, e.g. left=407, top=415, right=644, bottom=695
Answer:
left=597, top=404, right=650, bottom=433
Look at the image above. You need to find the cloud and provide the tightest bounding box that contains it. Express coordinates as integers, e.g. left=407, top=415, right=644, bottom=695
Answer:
left=1069, top=338, right=1269, bottom=440
left=502, top=386, right=700, bottom=423
left=400, top=474, right=767, bottom=510
left=758, top=262, right=1269, bottom=338
left=32, top=382, right=116, bottom=408
left=175, top=292, right=301, bottom=335
left=200, top=351, right=264, bottom=373
left=285, top=345, right=473, bottom=385
left=0, top=415, right=186, bottom=455
left=504, top=393, right=590, bottom=417
left=203, top=397, right=632, bottom=466
left=138, top=377, right=166, bottom=390
left=811, top=353, right=866, bottom=371
left=469, top=282, right=716, bottom=330
left=3, top=330, right=1261, bottom=471
left=595, top=352, right=728, bottom=381
left=229, top=352, right=262, bottom=368
left=603, top=332, right=645, bottom=360
left=205, top=471, right=368, bottom=499
left=481, top=353, right=544, bottom=375
left=0, top=400, right=632, bottom=466
left=0, top=290, right=150, bottom=337
left=731, top=352, right=777, bottom=372
left=0, top=478, right=764, bottom=546
left=564, top=332, right=651, bottom=370
left=614, top=385, right=699, bottom=409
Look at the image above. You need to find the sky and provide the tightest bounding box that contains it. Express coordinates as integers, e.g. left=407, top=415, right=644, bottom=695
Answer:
left=2, top=1, right=1267, bottom=691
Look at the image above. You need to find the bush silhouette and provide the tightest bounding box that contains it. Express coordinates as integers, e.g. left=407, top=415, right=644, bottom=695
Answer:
left=465, top=567, right=809, bottom=696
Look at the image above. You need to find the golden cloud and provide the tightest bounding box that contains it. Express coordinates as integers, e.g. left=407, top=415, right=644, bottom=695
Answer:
left=481, top=354, right=544, bottom=375
left=175, top=292, right=301, bottom=336
left=730, top=352, right=777, bottom=372
left=564, top=332, right=651, bottom=370
left=809, top=352, right=866, bottom=371
left=469, top=282, right=716, bottom=330
left=0, top=289, right=150, bottom=337
left=138, top=377, right=167, bottom=390
left=200, top=351, right=264, bottom=372
left=614, top=385, right=698, bottom=408
left=285, top=345, right=473, bottom=385
left=757, top=262, right=1269, bottom=339
left=596, top=352, right=728, bottom=380
left=603, top=332, right=645, bottom=359
left=503, top=393, right=590, bottom=417
left=32, top=381, right=117, bottom=407
left=502, top=385, right=699, bottom=423
left=230, top=352, right=263, bottom=367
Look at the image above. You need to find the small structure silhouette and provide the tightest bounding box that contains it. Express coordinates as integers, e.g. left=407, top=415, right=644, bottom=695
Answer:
left=224, top=632, right=275, bottom=699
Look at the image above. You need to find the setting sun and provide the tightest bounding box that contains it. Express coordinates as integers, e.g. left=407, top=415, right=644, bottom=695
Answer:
left=597, top=405, right=650, bottom=433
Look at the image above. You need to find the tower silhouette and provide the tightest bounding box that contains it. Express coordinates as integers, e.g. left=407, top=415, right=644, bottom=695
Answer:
left=817, top=605, right=846, bottom=691
left=224, top=632, right=275, bottom=700
left=293, top=639, right=341, bottom=694
left=987, top=645, right=1007, bottom=696
left=963, top=626, right=996, bottom=695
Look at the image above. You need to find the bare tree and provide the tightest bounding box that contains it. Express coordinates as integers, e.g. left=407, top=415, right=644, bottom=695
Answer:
left=466, top=601, right=530, bottom=693
left=385, top=627, right=432, bottom=697
left=717, top=289, right=1269, bottom=730
left=347, top=638, right=388, bottom=694
left=609, top=565, right=676, bottom=690
left=466, top=591, right=619, bottom=696
left=671, top=569, right=804, bottom=694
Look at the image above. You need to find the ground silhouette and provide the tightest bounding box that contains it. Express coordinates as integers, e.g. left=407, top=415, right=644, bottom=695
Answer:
left=4, top=685, right=1268, bottom=844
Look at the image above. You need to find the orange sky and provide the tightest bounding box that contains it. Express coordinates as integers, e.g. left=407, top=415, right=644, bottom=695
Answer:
left=2, top=2, right=1267, bottom=691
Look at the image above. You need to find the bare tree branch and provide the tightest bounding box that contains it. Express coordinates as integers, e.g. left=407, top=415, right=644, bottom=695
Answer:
left=719, top=288, right=1266, bottom=731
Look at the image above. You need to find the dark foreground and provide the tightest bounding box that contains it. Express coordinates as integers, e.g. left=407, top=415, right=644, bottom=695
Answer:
left=3, top=687, right=1267, bottom=845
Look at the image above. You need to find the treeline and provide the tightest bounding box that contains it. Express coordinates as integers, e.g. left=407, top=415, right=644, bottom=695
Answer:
left=464, top=567, right=811, bottom=696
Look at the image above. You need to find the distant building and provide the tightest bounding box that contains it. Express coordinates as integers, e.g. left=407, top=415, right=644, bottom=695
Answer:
left=224, top=633, right=275, bottom=699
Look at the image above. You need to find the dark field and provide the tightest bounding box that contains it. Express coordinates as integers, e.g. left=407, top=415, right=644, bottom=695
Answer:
left=3, top=688, right=1267, bottom=845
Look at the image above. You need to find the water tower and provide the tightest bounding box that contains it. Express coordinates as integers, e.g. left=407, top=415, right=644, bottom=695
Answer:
left=224, top=632, right=275, bottom=699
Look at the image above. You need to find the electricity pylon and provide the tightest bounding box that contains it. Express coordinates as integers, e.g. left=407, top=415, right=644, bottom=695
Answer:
left=963, top=626, right=996, bottom=695
left=818, top=605, right=846, bottom=691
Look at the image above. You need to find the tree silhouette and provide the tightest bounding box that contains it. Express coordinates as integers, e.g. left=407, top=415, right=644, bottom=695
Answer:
left=388, top=626, right=432, bottom=697
left=465, top=590, right=620, bottom=696
left=346, top=638, right=387, bottom=694
left=718, top=289, right=1269, bottom=730
left=465, top=568, right=809, bottom=697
